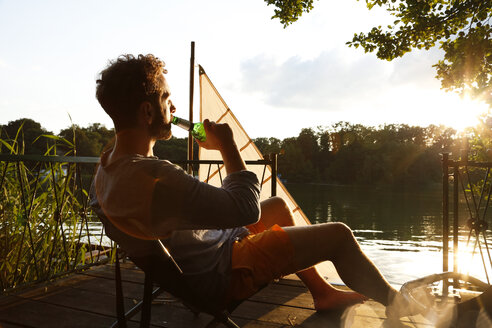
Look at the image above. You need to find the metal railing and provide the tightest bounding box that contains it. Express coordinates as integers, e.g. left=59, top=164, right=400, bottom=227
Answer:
left=0, top=154, right=277, bottom=294
left=442, top=153, right=492, bottom=287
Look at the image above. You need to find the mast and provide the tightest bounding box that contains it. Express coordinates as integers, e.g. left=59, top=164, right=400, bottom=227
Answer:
left=187, top=41, right=195, bottom=174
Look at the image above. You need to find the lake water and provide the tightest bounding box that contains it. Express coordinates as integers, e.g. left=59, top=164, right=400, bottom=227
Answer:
left=285, top=183, right=492, bottom=286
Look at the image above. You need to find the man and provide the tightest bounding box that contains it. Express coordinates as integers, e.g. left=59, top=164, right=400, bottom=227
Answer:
left=90, top=54, right=406, bottom=316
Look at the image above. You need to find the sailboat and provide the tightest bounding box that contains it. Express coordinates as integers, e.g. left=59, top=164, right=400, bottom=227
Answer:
left=188, top=43, right=341, bottom=282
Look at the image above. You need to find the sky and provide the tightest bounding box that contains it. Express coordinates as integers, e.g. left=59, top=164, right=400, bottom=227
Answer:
left=0, top=0, right=490, bottom=139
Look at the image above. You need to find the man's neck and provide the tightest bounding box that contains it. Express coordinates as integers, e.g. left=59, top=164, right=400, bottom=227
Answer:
left=108, top=128, right=155, bottom=163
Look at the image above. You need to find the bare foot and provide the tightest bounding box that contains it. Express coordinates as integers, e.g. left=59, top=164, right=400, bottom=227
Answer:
left=313, top=287, right=368, bottom=311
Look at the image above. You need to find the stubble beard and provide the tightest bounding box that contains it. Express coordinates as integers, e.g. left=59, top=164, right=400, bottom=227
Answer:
left=150, top=121, right=172, bottom=140
left=149, top=108, right=172, bottom=140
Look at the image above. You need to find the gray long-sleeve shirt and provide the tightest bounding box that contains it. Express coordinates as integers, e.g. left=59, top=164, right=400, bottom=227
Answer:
left=89, top=152, right=261, bottom=278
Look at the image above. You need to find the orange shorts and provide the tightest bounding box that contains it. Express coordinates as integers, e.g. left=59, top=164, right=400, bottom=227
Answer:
left=227, top=222, right=295, bottom=301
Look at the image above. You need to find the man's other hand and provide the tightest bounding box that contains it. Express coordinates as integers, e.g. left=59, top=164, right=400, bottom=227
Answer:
left=196, top=119, right=236, bottom=151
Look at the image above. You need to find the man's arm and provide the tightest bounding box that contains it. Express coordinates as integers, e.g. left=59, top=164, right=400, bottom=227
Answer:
left=150, top=162, right=260, bottom=235
left=147, top=120, right=260, bottom=236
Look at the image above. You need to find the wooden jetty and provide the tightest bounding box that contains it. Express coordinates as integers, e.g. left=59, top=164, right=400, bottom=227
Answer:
left=0, top=262, right=436, bottom=328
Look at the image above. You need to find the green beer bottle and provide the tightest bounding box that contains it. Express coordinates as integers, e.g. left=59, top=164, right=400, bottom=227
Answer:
left=171, top=116, right=206, bottom=141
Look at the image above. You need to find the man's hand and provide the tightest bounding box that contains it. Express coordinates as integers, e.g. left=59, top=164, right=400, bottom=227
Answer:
left=196, top=119, right=235, bottom=151
left=196, top=119, right=246, bottom=174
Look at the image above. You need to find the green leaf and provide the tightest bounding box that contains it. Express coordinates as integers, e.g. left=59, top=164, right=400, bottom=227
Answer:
left=40, top=134, right=74, bottom=147
left=0, top=139, right=16, bottom=154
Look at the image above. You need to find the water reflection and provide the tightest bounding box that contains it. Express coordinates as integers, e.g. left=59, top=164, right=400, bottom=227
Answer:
left=287, top=184, right=444, bottom=239
left=285, top=183, right=492, bottom=285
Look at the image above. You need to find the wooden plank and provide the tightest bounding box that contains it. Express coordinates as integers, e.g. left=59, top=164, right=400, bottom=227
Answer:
left=0, top=296, right=36, bottom=327
left=3, top=287, right=170, bottom=327
left=78, top=266, right=344, bottom=326
left=232, top=298, right=317, bottom=326
left=75, top=266, right=342, bottom=327
left=0, top=263, right=437, bottom=328
left=0, top=295, right=22, bottom=308
left=6, top=267, right=220, bottom=327
left=21, top=285, right=132, bottom=318
left=145, top=302, right=214, bottom=327
left=0, top=320, right=30, bottom=328
left=71, top=275, right=147, bottom=300
left=235, top=320, right=288, bottom=328
left=237, top=282, right=434, bottom=327
left=147, top=302, right=294, bottom=328
left=3, top=272, right=145, bottom=326
left=79, top=263, right=145, bottom=284
left=11, top=274, right=97, bottom=300
left=0, top=298, right=115, bottom=328
left=249, top=282, right=315, bottom=309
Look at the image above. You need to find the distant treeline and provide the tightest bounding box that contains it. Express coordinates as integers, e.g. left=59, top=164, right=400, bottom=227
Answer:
left=256, top=123, right=459, bottom=186
left=2, top=118, right=489, bottom=186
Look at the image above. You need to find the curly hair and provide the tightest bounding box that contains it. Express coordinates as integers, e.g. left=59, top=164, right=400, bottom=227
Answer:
left=95, top=54, right=167, bottom=130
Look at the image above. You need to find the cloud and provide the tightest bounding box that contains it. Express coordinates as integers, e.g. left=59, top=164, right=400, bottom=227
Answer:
left=239, top=49, right=441, bottom=112
left=239, top=51, right=393, bottom=111
left=388, top=48, right=444, bottom=88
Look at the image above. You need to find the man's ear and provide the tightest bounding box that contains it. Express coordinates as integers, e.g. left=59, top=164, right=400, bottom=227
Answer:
left=139, top=101, right=154, bottom=125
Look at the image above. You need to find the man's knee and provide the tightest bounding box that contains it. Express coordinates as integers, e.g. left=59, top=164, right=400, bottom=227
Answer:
left=329, top=222, right=356, bottom=244
left=269, top=196, right=289, bottom=211
left=261, top=196, right=294, bottom=226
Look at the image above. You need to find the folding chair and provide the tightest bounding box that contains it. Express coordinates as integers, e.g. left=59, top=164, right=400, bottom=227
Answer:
left=111, top=241, right=242, bottom=328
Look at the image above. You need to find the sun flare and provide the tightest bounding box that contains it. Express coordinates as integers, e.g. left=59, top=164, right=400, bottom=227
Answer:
left=434, top=93, right=489, bottom=132
left=455, top=241, right=492, bottom=283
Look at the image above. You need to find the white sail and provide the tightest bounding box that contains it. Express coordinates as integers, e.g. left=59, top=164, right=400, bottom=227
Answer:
left=197, top=65, right=341, bottom=282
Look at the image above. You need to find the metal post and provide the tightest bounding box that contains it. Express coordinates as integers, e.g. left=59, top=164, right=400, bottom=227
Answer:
left=187, top=41, right=195, bottom=174
left=442, top=153, right=449, bottom=273
left=271, top=153, right=277, bottom=197
left=140, top=271, right=153, bottom=328
left=115, top=248, right=127, bottom=328
left=453, top=164, right=459, bottom=288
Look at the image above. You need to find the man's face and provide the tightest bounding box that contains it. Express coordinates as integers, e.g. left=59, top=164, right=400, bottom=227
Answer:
left=149, top=74, right=175, bottom=140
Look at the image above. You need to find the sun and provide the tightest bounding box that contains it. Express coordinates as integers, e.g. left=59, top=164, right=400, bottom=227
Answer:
left=375, top=86, right=490, bottom=132
left=437, top=93, right=489, bottom=132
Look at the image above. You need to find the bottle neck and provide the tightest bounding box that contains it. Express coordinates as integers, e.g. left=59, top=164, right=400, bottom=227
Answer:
left=172, top=116, right=192, bottom=131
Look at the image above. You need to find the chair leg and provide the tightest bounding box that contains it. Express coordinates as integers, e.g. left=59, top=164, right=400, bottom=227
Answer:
left=205, top=312, right=240, bottom=328
left=114, top=248, right=127, bottom=328
left=140, top=271, right=154, bottom=328
left=223, top=316, right=241, bottom=328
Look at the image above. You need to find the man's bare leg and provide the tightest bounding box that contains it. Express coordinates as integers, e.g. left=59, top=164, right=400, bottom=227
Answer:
left=259, top=197, right=369, bottom=310
left=283, top=222, right=398, bottom=306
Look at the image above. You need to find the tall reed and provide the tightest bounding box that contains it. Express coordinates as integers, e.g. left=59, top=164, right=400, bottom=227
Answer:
left=0, top=124, right=110, bottom=293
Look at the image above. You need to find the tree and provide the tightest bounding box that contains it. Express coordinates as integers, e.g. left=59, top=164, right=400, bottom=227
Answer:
left=153, top=137, right=188, bottom=160
left=466, top=112, right=492, bottom=161
left=265, top=0, right=492, bottom=105
left=253, top=137, right=282, bottom=155
left=58, top=123, right=114, bottom=156
left=348, top=0, right=491, bottom=105
left=278, top=137, right=318, bottom=182
left=263, top=0, right=315, bottom=27
left=0, top=118, right=53, bottom=155
left=297, top=128, right=319, bottom=163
